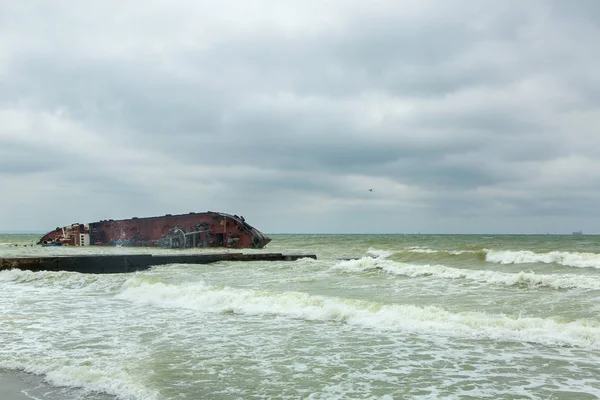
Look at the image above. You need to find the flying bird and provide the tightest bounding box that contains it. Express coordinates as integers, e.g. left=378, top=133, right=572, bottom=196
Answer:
left=368, top=189, right=373, bottom=192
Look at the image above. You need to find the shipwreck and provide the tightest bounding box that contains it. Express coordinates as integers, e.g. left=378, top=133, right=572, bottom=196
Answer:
left=38, top=211, right=271, bottom=249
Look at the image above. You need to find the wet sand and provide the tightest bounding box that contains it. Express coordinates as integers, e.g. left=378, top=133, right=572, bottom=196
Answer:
left=0, top=371, right=39, bottom=400
left=0, top=370, right=116, bottom=400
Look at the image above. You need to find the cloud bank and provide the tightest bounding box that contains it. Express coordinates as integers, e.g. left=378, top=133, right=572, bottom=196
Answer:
left=1, top=0, right=599, bottom=233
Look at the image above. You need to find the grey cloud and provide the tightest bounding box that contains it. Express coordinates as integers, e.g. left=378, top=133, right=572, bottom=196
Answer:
left=1, top=1, right=600, bottom=233
left=0, top=141, right=62, bottom=175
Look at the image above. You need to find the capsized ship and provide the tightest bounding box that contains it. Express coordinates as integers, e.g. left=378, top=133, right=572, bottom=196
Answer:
left=37, top=211, right=271, bottom=249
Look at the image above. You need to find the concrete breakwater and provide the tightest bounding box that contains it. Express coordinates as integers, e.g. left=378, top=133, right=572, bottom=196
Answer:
left=0, top=253, right=317, bottom=274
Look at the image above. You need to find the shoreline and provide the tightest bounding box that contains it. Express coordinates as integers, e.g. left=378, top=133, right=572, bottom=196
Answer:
left=0, top=370, right=34, bottom=400
left=0, top=370, right=116, bottom=400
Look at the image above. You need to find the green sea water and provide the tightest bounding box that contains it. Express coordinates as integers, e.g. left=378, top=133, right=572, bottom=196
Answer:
left=1, top=233, right=600, bottom=399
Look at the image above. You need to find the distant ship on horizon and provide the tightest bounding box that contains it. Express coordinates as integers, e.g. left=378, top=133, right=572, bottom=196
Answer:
left=572, top=230, right=583, bottom=236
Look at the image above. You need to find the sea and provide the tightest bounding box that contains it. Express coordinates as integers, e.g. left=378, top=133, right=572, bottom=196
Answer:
left=1, top=233, right=600, bottom=400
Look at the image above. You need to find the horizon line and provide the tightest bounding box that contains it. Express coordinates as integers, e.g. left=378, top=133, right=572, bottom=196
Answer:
left=1, top=231, right=595, bottom=236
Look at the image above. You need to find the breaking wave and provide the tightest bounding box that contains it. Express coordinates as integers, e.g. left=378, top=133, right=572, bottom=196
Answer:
left=0, top=269, right=128, bottom=292
left=366, top=247, right=395, bottom=259
left=0, top=360, right=160, bottom=400
left=333, top=257, right=600, bottom=290
left=382, top=247, right=487, bottom=265
left=117, top=277, right=600, bottom=349
left=378, top=246, right=600, bottom=269
left=485, top=250, right=600, bottom=269
left=404, top=246, right=478, bottom=256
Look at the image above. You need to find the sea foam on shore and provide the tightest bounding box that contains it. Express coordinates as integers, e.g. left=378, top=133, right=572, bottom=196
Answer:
left=0, top=370, right=116, bottom=400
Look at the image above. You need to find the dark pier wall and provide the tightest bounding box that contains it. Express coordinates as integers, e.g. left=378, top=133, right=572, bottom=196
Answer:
left=0, top=253, right=317, bottom=274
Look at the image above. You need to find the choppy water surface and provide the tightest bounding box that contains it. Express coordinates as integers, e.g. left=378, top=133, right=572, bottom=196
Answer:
left=2, top=234, right=600, bottom=399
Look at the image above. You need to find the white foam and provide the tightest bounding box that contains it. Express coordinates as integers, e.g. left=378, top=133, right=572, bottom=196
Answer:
left=403, top=246, right=477, bottom=255
left=332, top=256, right=384, bottom=273
left=0, top=269, right=22, bottom=281
left=406, top=246, right=439, bottom=254
left=0, top=361, right=160, bottom=400
left=486, top=250, right=600, bottom=269
left=0, top=269, right=127, bottom=292
left=332, top=257, right=600, bottom=290
left=45, top=365, right=159, bottom=400
left=366, top=247, right=394, bottom=259
left=117, top=277, right=600, bottom=349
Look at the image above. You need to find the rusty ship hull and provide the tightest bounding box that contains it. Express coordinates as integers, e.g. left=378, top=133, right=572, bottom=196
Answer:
left=38, top=212, right=271, bottom=249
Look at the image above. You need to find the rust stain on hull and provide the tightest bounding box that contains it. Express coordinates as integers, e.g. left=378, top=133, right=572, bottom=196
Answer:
left=38, top=211, right=271, bottom=249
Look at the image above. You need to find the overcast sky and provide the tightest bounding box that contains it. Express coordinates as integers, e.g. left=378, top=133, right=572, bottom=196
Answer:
left=1, top=1, right=599, bottom=234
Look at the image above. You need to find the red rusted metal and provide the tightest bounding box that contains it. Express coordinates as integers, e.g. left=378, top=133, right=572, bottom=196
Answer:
left=37, top=211, right=271, bottom=249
